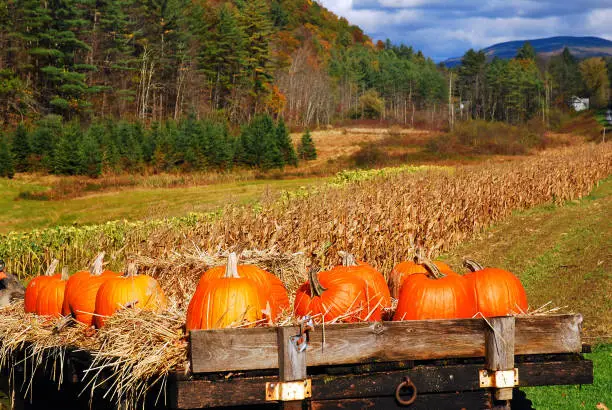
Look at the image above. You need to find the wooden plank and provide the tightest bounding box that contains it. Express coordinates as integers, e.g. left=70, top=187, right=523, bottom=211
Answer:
left=276, top=326, right=307, bottom=410
left=310, top=392, right=490, bottom=410
left=484, top=316, right=515, bottom=405
left=190, top=315, right=582, bottom=373
left=170, top=359, right=593, bottom=409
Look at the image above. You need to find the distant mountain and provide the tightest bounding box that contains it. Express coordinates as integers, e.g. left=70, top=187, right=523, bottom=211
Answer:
left=443, top=36, right=612, bottom=67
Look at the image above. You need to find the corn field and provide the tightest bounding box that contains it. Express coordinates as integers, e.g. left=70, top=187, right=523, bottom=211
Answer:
left=0, top=145, right=610, bottom=278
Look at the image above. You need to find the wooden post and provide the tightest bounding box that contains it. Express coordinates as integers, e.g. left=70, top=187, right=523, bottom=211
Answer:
left=484, top=316, right=516, bottom=409
left=277, top=326, right=307, bottom=410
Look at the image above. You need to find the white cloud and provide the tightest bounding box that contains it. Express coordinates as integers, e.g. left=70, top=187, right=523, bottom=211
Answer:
left=317, top=0, right=612, bottom=61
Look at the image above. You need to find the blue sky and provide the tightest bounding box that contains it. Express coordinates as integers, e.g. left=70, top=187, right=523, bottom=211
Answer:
left=317, top=0, right=612, bottom=62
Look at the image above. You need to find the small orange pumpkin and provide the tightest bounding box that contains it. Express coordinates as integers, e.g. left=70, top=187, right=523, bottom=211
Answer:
left=388, top=258, right=456, bottom=299
left=63, top=253, right=120, bottom=326
left=336, top=252, right=391, bottom=310
left=35, top=266, right=69, bottom=317
left=463, top=260, right=528, bottom=317
left=393, top=260, right=476, bottom=321
left=24, top=259, right=60, bottom=313
left=294, top=265, right=381, bottom=323
left=186, top=253, right=270, bottom=330
left=202, top=258, right=289, bottom=319
left=94, top=264, right=167, bottom=328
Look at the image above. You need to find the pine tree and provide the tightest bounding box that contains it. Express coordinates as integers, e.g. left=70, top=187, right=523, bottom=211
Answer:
left=298, top=130, right=317, bottom=161
left=240, top=114, right=283, bottom=169
left=53, top=135, right=80, bottom=175
left=11, top=123, right=31, bottom=172
left=78, top=130, right=103, bottom=177
left=275, top=118, right=297, bottom=166
left=0, top=134, right=15, bottom=178
left=516, top=42, right=536, bottom=61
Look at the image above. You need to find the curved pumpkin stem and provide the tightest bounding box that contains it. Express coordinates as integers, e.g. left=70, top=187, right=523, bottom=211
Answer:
left=90, top=252, right=105, bottom=276
left=45, top=259, right=59, bottom=276
left=463, top=259, right=484, bottom=272
left=61, top=266, right=70, bottom=281
left=308, top=267, right=327, bottom=297
left=124, top=263, right=138, bottom=278
left=338, top=251, right=358, bottom=267
left=224, top=252, right=240, bottom=279
left=415, top=256, right=446, bottom=280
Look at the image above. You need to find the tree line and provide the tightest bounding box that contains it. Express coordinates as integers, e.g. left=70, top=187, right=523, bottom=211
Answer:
left=0, top=0, right=447, bottom=127
left=452, top=42, right=611, bottom=125
left=0, top=115, right=317, bottom=177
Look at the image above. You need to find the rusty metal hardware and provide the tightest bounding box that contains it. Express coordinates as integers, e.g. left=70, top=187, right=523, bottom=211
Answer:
left=479, top=368, right=519, bottom=388
left=395, top=376, right=417, bottom=406
left=291, top=315, right=314, bottom=353
left=265, top=379, right=312, bottom=401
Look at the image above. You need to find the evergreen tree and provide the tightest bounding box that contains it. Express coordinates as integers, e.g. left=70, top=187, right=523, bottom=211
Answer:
left=0, top=134, right=15, bottom=178
left=516, top=42, right=536, bottom=61
left=240, top=114, right=283, bottom=169
left=298, top=130, right=317, bottom=161
left=53, top=135, right=80, bottom=175
left=275, top=117, right=297, bottom=166
left=78, top=130, right=103, bottom=177
left=11, top=123, right=31, bottom=172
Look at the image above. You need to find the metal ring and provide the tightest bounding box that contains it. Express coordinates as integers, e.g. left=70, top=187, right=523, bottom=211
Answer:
left=395, top=376, right=418, bottom=406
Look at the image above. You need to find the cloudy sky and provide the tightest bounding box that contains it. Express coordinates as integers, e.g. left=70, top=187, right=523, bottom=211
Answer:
left=317, top=0, right=612, bottom=62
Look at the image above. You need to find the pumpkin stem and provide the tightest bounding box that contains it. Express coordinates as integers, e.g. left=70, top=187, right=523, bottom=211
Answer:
left=61, top=266, right=69, bottom=281
left=45, top=259, right=59, bottom=276
left=308, top=266, right=327, bottom=297
left=224, top=252, right=240, bottom=279
left=90, top=252, right=105, bottom=276
left=415, top=256, right=446, bottom=279
left=125, top=263, right=138, bottom=278
left=463, top=259, right=484, bottom=272
left=338, top=251, right=358, bottom=267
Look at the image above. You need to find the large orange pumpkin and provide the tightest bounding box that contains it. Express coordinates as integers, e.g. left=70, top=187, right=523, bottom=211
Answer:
left=393, top=260, right=476, bottom=321
left=24, top=259, right=60, bottom=313
left=63, top=253, right=120, bottom=326
left=186, top=253, right=270, bottom=330
left=388, top=258, right=456, bottom=299
left=463, top=260, right=528, bottom=317
left=35, top=266, right=69, bottom=317
left=94, top=264, right=167, bottom=328
left=336, top=252, right=391, bottom=310
left=202, top=258, right=289, bottom=319
left=294, top=265, right=381, bottom=323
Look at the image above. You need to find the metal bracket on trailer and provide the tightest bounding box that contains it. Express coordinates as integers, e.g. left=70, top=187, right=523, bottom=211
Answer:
left=265, top=379, right=312, bottom=401
left=479, top=368, right=519, bottom=389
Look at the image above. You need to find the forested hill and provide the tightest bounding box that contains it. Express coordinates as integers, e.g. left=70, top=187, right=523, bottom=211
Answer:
left=0, top=0, right=444, bottom=127
left=443, top=36, right=612, bottom=67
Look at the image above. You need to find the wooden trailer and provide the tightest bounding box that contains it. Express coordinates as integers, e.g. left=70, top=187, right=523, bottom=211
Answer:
left=172, top=314, right=593, bottom=409
left=4, top=314, right=593, bottom=409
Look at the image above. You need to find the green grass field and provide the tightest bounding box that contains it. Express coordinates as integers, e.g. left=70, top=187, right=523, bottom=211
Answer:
left=443, top=177, right=611, bottom=409
left=0, top=176, right=327, bottom=233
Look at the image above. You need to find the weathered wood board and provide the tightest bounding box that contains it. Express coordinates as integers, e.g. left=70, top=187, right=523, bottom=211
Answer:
left=171, top=359, right=593, bottom=409
left=190, top=315, right=583, bottom=374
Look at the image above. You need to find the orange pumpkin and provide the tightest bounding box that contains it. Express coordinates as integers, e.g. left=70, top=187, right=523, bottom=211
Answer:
left=393, top=260, right=476, bottom=321
left=463, top=260, right=528, bottom=317
left=336, top=252, right=391, bottom=310
left=202, top=259, right=289, bottom=319
left=24, top=259, right=60, bottom=313
left=294, top=266, right=381, bottom=323
left=186, top=253, right=270, bottom=330
left=388, top=259, right=456, bottom=299
left=35, top=266, right=69, bottom=317
left=94, top=264, right=167, bottom=328
left=63, top=253, right=120, bottom=326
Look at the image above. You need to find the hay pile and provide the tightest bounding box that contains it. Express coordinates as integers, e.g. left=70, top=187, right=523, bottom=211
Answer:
left=0, top=248, right=307, bottom=410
